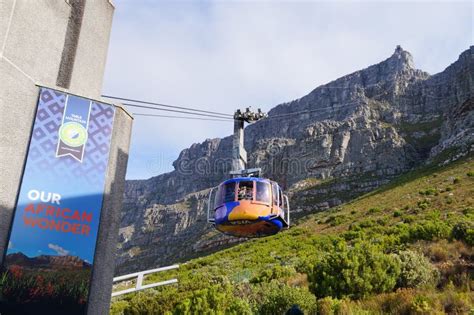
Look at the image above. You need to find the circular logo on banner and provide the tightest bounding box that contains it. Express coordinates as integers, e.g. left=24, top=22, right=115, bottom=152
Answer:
left=59, top=122, right=88, bottom=147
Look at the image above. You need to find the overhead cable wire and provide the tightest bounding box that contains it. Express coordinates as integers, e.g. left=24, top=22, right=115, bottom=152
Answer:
left=122, top=102, right=234, bottom=120
left=102, top=94, right=233, bottom=117
left=132, top=113, right=230, bottom=122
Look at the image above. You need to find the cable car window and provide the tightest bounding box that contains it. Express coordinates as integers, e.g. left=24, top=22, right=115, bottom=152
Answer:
left=223, top=182, right=236, bottom=203
left=272, top=183, right=279, bottom=205
left=213, top=186, right=223, bottom=209
left=278, top=188, right=283, bottom=207
left=237, top=181, right=254, bottom=200
left=256, top=181, right=271, bottom=203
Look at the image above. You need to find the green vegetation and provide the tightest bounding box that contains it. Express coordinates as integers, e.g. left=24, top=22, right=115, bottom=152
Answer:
left=111, top=156, right=474, bottom=314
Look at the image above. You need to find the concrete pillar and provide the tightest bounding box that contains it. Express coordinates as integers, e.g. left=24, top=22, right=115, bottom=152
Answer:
left=87, top=105, right=133, bottom=315
left=232, top=119, right=246, bottom=172
left=0, top=1, right=132, bottom=314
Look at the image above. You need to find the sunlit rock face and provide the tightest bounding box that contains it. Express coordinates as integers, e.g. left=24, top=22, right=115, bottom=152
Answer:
left=116, top=46, right=473, bottom=274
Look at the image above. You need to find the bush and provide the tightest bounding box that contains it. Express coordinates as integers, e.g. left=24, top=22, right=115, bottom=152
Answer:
left=341, top=230, right=364, bottom=241
left=325, top=215, right=345, bottom=226
left=308, top=242, right=401, bottom=299
left=401, top=215, right=415, bottom=224
left=462, top=207, right=474, bottom=216
left=368, top=207, right=381, bottom=214
left=419, top=188, right=437, bottom=196
left=127, top=292, right=168, bottom=315
left=417, top=200, right=430, bottom=210
left=408, top=220, right=451, bottom=241
left=451, top=222, right=474, bottom=246
left=317, top=296, right=341, bottom=315
left=393, top=210, right=402, bottom=217
left=256, top=282, right=317, bottom=315
left=250, top=265, right=296, bottom=284
left=173, top=285, right=231, bottom=314
left=395, top=250, right=438, bottom=288
left=227, top=298, right=253, bottom=315
left=110, top=300, right=130, bottom=315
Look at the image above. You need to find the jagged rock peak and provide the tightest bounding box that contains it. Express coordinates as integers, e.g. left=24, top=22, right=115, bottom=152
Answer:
left=387, top=45, right=415, bottom=70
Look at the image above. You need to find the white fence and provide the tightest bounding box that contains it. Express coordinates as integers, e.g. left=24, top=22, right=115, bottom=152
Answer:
left=112, top=264, right=179, bottom=297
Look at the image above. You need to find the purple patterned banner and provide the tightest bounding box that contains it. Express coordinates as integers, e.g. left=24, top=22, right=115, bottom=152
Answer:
left=0, top=87, right=115, bottom=315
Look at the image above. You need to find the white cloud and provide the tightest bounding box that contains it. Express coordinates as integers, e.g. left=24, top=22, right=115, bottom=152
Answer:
left=48, top=243, right=69, bottom=256
left=8, top=241, right=12, bottom=249
left=103, top=1, right=472, bottom=179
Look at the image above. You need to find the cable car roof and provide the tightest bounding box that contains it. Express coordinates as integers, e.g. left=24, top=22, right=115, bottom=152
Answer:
left=221, top=177, right=273, bottom=185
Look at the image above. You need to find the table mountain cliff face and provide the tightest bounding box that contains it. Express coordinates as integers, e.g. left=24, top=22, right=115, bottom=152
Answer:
left=116, top=46, right=473, bottom=274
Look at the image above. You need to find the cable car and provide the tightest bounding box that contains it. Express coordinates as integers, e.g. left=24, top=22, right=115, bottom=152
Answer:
left=207, top=108, right=290, bottom=237
left=207, top=176, right=290, bottom=237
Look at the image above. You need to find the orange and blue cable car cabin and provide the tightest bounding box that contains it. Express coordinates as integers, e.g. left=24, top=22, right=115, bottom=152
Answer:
left=208, top=177, right=290, bottom=237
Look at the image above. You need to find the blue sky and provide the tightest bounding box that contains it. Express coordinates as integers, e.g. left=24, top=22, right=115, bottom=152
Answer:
left=102, top=0, right=473, bottom=180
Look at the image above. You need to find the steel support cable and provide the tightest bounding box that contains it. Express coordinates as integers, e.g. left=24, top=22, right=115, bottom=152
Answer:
left=132, top=113, right=230, bottom=122
left=122, top=102, right=234, bottom=120
left=102, top=94, right=233, bottom=117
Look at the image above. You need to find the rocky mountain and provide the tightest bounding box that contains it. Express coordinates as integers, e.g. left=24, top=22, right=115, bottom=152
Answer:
left=116, top=46, right=473, bottom=275
left=5, top=252, right=91, bottom=269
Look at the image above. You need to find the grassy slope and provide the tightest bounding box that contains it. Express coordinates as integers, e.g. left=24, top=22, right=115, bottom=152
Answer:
left=112, top=155, right=473, bottom=314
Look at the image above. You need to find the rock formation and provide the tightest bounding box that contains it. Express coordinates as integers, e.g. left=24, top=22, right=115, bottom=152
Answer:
left=116, top=46, right=473, bottom=274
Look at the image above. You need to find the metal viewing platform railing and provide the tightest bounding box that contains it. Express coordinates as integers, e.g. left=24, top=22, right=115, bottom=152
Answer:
left=112, top=264, right=179, bottom=297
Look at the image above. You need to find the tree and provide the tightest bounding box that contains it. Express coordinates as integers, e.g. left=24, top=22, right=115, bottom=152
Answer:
left=308, top=242, right=400, bottom=299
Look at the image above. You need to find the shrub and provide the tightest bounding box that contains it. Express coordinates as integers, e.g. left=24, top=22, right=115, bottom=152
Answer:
left=376, top=217, right=389, bottom=226
left=341, top=230, right=364, bottom=241
left=417, top=200, right=430, bottom=210
left=250, top=265, right=296, bottom=284
left=227, top=298, right=252, bottom=315
left=256, top=282, right=317, bottom=315
left=408, top=220, right=451, bottom=241
left=173, top=285, right=234, bottom=314
left=402, top=215, right=415, bottom=224
left=359, top=219, right=376, bottom=228
left=395, top=250, right=438, bottom=288
left=317, top=296, right=342, bottom=315
left=441, top=286, right=472, bottom=314
left=462, top=207, right=474, bottom=216
left=427, top=243, right=449, bottom=262
left=110, top=300, right=130, bottom=315
left=308, top=242, right=400, bottom=299
left=410, top=295, right=432, bottom=313
left=325, top=215, right=345, bottom=226
left=360, top=289, right=416, bottom=314
left=419, top=188, right=437, bottom=196
left=393, top=210, right=402, bottom=217
left=127, top=292, right=168, bottom=315
left=368, top=207, right=381, bottom=214
left=451, top=222, right=474, bottom=246
left=467, top=171, right=474, bottom=177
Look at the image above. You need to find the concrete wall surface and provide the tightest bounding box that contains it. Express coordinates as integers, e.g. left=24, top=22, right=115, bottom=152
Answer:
left=1, top=0, right=70, bottom=85
left=69, top=0, right=115, bottom=98
left=0, top=60, right=40, bottom=263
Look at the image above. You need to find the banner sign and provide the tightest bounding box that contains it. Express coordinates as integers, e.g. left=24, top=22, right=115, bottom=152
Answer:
left=0, top=87, right=115, bottom=315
